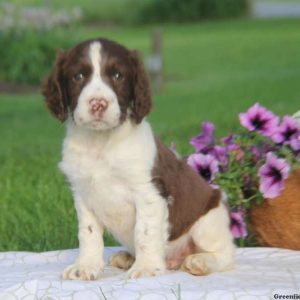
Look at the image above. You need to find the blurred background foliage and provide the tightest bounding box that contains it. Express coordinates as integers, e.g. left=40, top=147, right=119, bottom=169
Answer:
left=5, top=0, right=250, bottom=25
left=0, top=30, right=78, bottom=84
left=0, top=0, right=249, bottom=85
left=138, top=0, right=250, bottom=23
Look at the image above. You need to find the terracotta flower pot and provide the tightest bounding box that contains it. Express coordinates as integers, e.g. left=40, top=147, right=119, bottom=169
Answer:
left=249, top=169, right=300, bottom=250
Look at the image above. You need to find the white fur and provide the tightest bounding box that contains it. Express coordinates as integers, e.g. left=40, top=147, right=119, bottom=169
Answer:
left=166, top=196, right=234, bottom=273
left=187, top=200, right=235, bottom=273
left=61, top=119, right=169, bottom=279
left=73, top=42, right=121, bottom=131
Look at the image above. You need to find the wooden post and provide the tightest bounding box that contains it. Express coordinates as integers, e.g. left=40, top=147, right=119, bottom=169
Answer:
left=146, top=28, right=163, bottom=92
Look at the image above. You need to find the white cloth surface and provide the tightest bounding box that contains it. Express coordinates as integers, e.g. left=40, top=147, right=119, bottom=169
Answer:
left=0, top=247, right=299, bottom=300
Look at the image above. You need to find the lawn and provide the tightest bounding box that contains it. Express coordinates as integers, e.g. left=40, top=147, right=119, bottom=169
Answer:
left=1, top=18, right=300, bottom=252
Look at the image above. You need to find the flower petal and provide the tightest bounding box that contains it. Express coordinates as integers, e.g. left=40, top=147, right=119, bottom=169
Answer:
left=258, top=152, right=290, bottom=199
left=190, top=122, right=215, bottom=152
left=187, top=153, right=219, bottom=183
left=239, top=103, right=279, bottom=136
left=272, top=115, right=300, bottom=144
left=230, top=211, right=247, bottom=238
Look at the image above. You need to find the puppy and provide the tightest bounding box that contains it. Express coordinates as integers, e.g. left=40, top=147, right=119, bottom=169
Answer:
left=43, top=38, right=235, bottom=280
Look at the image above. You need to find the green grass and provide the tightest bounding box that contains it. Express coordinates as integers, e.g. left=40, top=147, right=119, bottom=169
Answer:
left=1, top=18, right=300, bottom=251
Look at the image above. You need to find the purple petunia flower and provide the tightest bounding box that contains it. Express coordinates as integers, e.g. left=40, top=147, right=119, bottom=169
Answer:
left=258, top=152, right=290, bottom=199
left=250, top=142, right=273, bottom=162
left=290, top=138, right=300, bottom=152
left=250, top=145, right=266, bottom=162
left=222, top=134, right=235, bottom=146
left=212, top=134, right=241, bottom=168
left=209, top=145, right=229, bottom=168
left=222, top=134, right=239, bottom=152
left=230, top=210, right=248, bottom=238
left=239, top=103, right=279, bottom=136
left=272, top=115, right=300, bottom=146
left=190, top=122, right=214, bottom=152
left=187, top=153, right=219, bottom=183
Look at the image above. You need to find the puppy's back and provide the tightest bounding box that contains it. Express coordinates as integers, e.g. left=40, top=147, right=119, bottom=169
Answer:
left=152, top=138, right=222, bottom=241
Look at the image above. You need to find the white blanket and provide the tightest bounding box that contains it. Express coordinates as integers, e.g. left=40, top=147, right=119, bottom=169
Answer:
left=0, top=247, right=299, bottom=300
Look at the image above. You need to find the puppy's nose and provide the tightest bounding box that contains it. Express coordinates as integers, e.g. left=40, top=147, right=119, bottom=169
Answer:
left=89, top=98, right=108, bottom=115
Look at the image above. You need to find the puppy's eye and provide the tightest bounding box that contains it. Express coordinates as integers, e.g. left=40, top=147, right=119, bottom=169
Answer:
left=112, top=72, right=123, bottom=81
left=73, top=73, right=84, bottom=82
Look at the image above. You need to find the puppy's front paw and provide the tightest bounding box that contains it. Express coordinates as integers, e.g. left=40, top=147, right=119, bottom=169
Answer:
left=62, top=263, right=102, bottom=281
left=127, top=263, right=165, bottom=279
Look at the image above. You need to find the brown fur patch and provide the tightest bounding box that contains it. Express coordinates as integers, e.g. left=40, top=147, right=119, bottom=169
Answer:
left=249, top=169, right=300, bottom=250
left=129, top=50, right=152, bottom=123
left=42, top=51, right=68, bottom=121
left=152, top=138, right=221, bottom=241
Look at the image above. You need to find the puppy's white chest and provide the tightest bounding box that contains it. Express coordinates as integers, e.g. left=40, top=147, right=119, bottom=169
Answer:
left=60, top=121, right=157, bottom=251
left=60, top=135, right=145, bottom=250
left=62, top=144, right=136, bottom=225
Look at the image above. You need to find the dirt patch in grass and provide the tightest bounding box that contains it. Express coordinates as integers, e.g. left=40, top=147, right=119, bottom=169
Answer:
left=0, top=81, right=39, bottom=94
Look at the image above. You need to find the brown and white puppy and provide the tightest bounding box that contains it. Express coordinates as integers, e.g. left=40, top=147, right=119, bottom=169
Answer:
left=43, top=38, right=235, bottom=280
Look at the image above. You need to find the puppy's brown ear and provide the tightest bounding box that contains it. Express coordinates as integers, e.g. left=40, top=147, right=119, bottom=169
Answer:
left=42, top=51, right=68, bottom=122
left=130, top=50, right=152, bottom=124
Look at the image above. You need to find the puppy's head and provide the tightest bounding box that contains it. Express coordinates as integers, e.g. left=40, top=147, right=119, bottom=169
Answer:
left=43, top=38, right=151, bottom=130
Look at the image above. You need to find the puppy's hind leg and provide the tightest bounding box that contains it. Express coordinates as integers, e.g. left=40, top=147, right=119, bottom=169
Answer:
left=181, top=201, right=235, bottom=276
left=110, top=251, right=135, bottom=270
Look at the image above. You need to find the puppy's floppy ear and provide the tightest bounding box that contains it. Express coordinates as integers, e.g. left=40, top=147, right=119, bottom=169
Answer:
left=130, top=50, right=152, bottom=124
left=42, top=51, right=68, bottom=122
